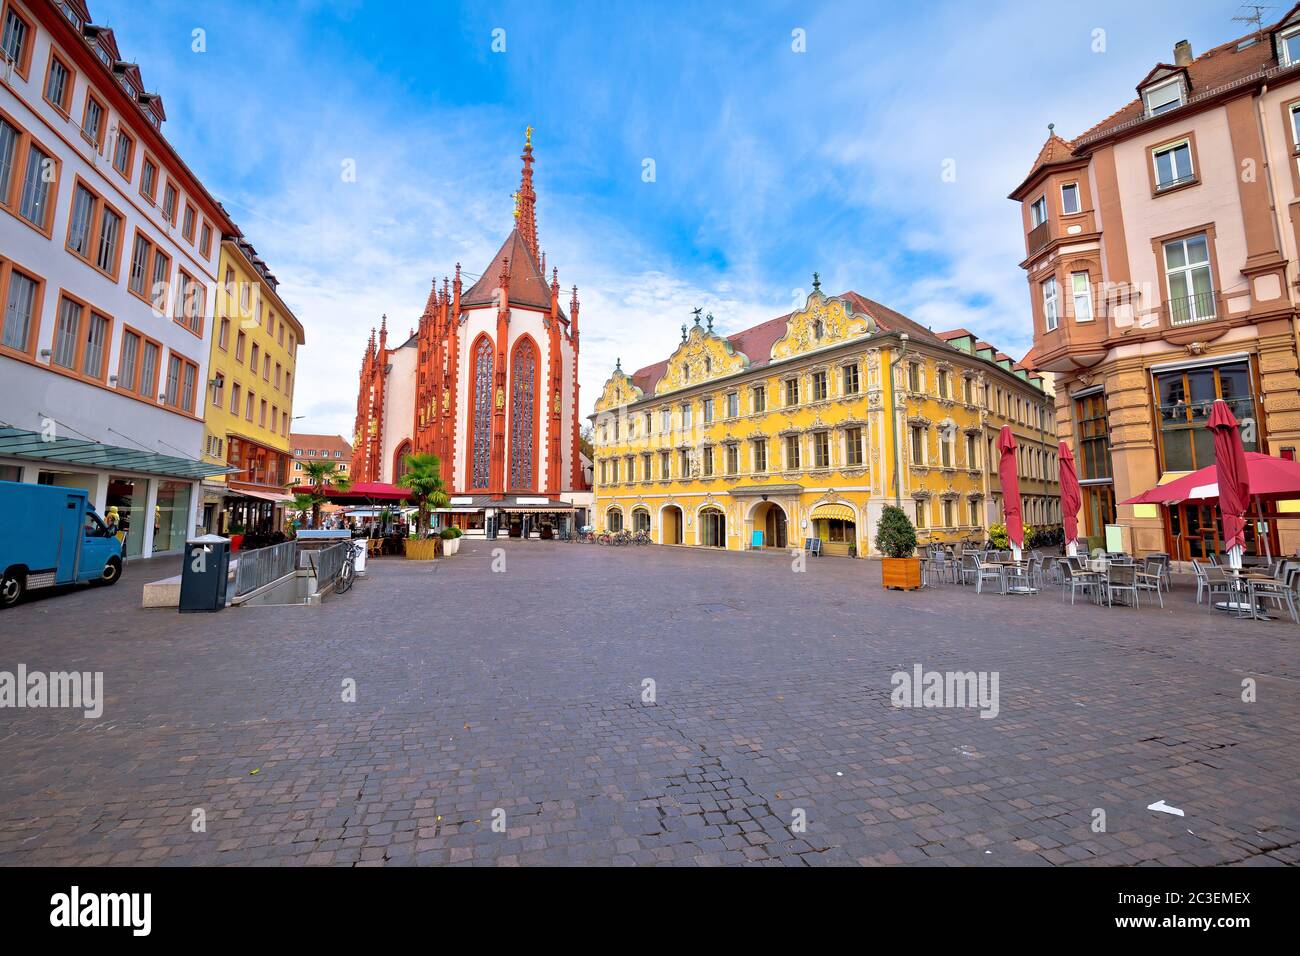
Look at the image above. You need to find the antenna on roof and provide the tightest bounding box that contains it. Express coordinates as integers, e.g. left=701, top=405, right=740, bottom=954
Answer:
left=1233, top=4, right=1273, bottom=38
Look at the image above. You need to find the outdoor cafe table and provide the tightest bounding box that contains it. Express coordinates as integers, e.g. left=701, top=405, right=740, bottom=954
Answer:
left=988, top=560, right=1034, bottom=595
left=1220, top=570, right=1276, bottom=621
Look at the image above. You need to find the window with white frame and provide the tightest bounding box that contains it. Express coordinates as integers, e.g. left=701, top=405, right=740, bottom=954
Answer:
left=1030, top=195, right=1047, bottom=227
left=1042, top=276, right=1059, bottom=331
left=1070, top=272, right=1093, bottom=322
left=1163, top=233, right=1215, bottom=325
left=1152, top=139, right=1194, bottom=190
left=1281, top=25, right=1300, bottom=66
left=1143, top=78, right=1184, bottom=117
left=1061, top=182, right=1080, bottom=215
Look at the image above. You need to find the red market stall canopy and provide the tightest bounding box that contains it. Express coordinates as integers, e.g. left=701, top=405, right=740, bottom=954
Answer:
left=318, top=482, right=410, bottom=503
left=1121, top=453, right=1300, bottom=505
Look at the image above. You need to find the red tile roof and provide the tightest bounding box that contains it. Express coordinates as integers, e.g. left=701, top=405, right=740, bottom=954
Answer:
left=291, top=434, right=352, bottom=458
left=1073, top=7, right=1300, bottom=148
left=936, top=327, right=977, bottom=341
left=461, top=228, right=563, bottom=315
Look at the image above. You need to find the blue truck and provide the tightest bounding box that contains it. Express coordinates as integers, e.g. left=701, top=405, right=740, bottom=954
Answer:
left=0, top=480, right=124, bottom=608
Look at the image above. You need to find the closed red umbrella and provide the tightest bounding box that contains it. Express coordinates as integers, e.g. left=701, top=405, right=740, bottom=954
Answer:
left=1208, top=399, right=1250, bottom=567
left=1058, top=440, right=1082, bottom=555
left=996, top=425, right=1024, bottom=555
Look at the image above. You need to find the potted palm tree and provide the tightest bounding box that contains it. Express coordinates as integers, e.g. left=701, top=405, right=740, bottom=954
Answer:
left=876, top=505, right=922, bottom=590
left=397, top=452, right=449, bottom=560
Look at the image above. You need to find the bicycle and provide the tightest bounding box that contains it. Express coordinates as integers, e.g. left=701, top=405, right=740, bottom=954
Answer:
left=335, top=543, right=359, bottom=594
left=633, top=530, right=651, bottom=546
left=614, top=529, right=632, bottom=546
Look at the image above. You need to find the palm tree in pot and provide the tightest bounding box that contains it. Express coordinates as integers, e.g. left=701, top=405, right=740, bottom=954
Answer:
left=397, top=452, right=450, bottom=538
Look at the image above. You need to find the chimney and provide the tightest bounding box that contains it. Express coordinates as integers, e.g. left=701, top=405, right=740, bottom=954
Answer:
left=1174, top=40, right=1193, bottom=66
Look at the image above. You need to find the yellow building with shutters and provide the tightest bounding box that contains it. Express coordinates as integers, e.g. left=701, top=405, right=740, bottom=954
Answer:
left=590, top=286, right=1059, bottom=556
left=200, top=238, right=305, bottom=534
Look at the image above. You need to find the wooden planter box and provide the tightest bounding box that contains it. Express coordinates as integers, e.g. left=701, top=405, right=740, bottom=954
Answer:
left=881, top=556, right=923, bottom=590
left=404, top=538, right=441, bottom=561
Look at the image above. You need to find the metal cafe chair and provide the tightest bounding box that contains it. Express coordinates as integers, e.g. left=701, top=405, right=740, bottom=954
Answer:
left=1204, top=566, right=1237, bottom=615
left=1191, top=559, right=1210, bottom=604
left=1135, top=560, right=1164, bottom=608
left=1248, top=573, right=1300, bottom=624
left=973, top=556, right=1004, bottom=595
left=926, top=550, right=955, bottom=586
left=1057, top=559, right=1099, bottom=605
left=959, top=553, right=979, bottom=586
left=1105, top=563, right=1140, bottom=608
left=1145, top=553, right=1172, bottom=591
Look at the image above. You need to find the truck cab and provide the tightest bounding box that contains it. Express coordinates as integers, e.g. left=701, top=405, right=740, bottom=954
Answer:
left=0, top=480, right=124, bottom=608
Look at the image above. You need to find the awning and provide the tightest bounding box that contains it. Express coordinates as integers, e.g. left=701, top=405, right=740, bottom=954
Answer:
left=231, top=488, right=293, bottom=504
left=0, top=426, right=234, bottom=479
left=810, top=503, right=856, bottom=522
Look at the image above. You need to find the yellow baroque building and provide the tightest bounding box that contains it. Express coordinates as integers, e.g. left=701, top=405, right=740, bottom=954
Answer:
left=591, top=287, right=1060, bottom=556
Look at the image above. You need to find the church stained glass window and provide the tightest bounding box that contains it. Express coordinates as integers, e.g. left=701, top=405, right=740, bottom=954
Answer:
left=510, top=340, right=537, bottom=489
left=472, top=337, right=494, bottom=488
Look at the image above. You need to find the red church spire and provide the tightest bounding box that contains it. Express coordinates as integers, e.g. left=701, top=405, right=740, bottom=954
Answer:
left=516, top=126, right=539, bottom=264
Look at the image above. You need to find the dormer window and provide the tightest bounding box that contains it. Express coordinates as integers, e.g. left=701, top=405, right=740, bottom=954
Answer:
left=1280, top=25, right=1300, bottom=66
left=1143, top=78, right=1184, bottom=117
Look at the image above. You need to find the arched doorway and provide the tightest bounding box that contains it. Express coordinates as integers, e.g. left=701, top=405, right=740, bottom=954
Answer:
left=750, top=500, right=787, bottom=549
left=606, top=507, right=623, bottom=532
left=661, top=505, right=683, bottom=544
left=810, top=503, right=858, bottom=557
left=700, top=506, right=726, bottom=548
left=632, top=507, right=651, bottom=534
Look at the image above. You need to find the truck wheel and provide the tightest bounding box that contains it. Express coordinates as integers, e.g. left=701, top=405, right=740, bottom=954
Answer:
left=0, top=571, right=24, bottom=608
left=100, top=556, right=123, bottom=586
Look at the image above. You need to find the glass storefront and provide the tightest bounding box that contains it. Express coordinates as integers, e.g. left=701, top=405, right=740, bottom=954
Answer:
left=1153, top=360, right=1257, bottom=473
left=154, top=480, right=192, bottom=554
left=107, top=476, right=148, bottom=559
left=0, top=465, right=20, bottom=482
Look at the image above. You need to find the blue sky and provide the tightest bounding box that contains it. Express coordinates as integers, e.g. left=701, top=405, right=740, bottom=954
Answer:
left=98, top=0, right=1238, bottom=438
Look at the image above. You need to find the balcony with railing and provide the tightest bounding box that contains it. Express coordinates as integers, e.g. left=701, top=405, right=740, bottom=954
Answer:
left=1164, top=290, right=1219, bottom=327
left=1026, top=220, right=1052, bottom=256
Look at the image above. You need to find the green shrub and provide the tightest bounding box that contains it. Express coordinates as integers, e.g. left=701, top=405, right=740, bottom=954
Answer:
left=988, top=522, right=1009, bottom=549
left=439, top=527, right=457, bottom=539
left=874, top=506, right=917, bottom=558
left=450, top=527, right=463, bottom=538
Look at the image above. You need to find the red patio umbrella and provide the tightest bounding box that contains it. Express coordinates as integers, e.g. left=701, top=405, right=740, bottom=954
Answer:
left=1121, top=452, right=1300, bottom=505
left=1209, top=399, right=1250, bottom=567
left=996, top=425, right=1024, bottom=555
left=1058, top=440, right=1082, bottom=555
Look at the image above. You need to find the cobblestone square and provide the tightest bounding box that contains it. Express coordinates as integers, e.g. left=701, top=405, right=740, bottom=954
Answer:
left=0, top=541, right=1296, bottom=866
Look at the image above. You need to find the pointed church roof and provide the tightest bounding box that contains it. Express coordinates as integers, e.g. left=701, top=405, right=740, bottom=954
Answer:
left=461, top=227, right=564, bottom=315
left=458, top=130, right=565, bottom=317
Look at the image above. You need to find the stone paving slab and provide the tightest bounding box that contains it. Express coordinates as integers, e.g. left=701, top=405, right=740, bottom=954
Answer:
left=0, top=541, right=1295, bottom=866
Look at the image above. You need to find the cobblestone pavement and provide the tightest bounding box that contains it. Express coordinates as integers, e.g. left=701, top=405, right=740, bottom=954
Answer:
left=0, top=540, right=1296, bottom=866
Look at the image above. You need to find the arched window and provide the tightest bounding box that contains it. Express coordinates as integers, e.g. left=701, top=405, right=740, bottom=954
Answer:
left=607, top=507, right=623, bottom=532
left=471, top=336, right=494, bottom=489
left=509, top=337, right=538, bottom=490
left=392, top=440, right=413, bottom=483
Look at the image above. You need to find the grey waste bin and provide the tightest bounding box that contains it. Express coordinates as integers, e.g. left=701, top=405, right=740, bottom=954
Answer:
left=179, top=534, right=230, bottom=613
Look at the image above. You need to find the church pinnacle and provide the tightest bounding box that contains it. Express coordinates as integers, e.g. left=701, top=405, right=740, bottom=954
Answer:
left=516, top=126, right=539, bottom=265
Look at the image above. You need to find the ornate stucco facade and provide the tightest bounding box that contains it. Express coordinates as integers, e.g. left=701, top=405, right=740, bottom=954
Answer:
left=591, top=287, right=1058, bottom=556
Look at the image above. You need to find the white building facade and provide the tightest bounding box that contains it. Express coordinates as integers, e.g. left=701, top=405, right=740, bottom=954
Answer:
left=0, top=0, right=236, bottom=558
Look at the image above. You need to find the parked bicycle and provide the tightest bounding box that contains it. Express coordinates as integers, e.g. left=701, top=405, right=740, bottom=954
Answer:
left=335, top=544, right=358, bottom=594
left=633, top=530, right=650, bottom=546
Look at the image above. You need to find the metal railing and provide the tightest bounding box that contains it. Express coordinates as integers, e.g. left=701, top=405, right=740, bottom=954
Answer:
left=310, top=541, right=350, bottom=589
left=233, top=540, right=297, bottom=597
left=1166, top=290, right=1218, bottom=327
left=1155, top=173, right=1197, bottom=192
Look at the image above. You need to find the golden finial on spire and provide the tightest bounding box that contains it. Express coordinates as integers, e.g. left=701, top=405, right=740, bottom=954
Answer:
left=525, top=125, right=534, bottom=148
